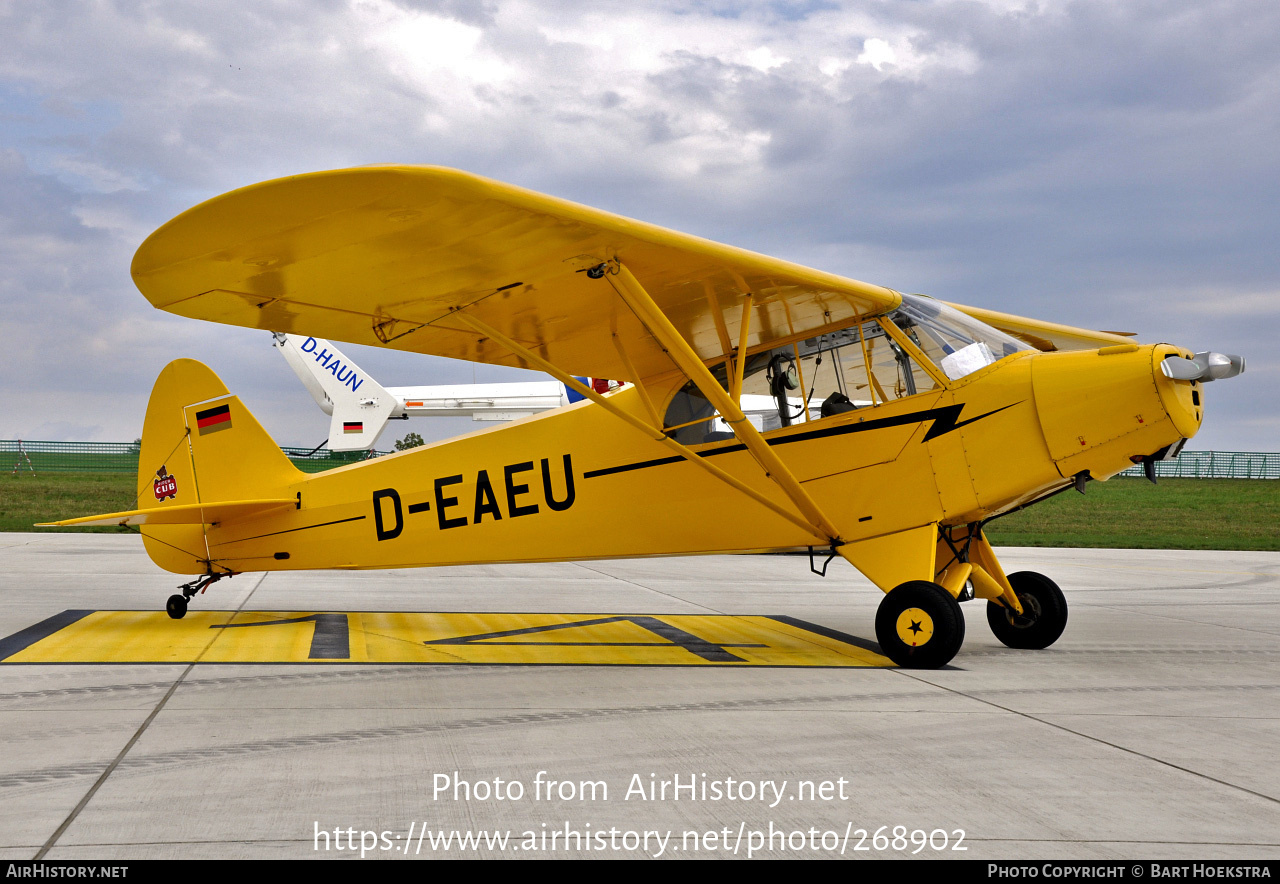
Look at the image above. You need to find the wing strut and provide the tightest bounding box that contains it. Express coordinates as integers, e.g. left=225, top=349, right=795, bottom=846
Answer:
left=600, top=261, right=844, bottom=546
left=728, top=295, right=753, bottom=402
left=448, top=309, right=826, bottom=540
left=610, top=331, right=662, bottom=428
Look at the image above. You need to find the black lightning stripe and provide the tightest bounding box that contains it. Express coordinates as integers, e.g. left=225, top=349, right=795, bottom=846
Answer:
left=582, top=401, right=1020, bottom=480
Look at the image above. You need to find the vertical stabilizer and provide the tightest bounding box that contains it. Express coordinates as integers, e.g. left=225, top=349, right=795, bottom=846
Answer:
left=138, top=358, right=303, bottom=574
left=137, top=360, right=222, bottom=573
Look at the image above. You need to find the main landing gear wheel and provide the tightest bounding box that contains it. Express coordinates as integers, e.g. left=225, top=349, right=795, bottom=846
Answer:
left=986, top=571, right=1068, bottom=650
left=166, top=594, right=188, bottom=620
left=875, top=580, right=965, bottom=669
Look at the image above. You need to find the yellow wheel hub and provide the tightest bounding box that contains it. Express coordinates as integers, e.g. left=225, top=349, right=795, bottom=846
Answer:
left=895, top=608, right=934, bottom=646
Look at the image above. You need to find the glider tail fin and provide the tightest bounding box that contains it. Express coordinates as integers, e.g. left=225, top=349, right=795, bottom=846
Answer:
left=273, top=333, right=398, bottom=452
left=134, top=358, right=302, bottom=573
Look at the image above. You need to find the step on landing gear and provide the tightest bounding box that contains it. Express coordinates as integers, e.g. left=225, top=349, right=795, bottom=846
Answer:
left=166, top=572, right=231, bottom=620
left=875, top=580, right=966, bottom=669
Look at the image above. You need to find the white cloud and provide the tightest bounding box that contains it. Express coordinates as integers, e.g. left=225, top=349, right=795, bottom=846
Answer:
left=819, top=56, right=853, bottom=78
left=1168, top=290, right=1280, bottom=316
left=50, top=156, right=143, bottom=193
left=744, top=46, right=788, bottom=72
left=857, top=38, right=896, bottom=71
left=362, top=1, right=513, bottom=88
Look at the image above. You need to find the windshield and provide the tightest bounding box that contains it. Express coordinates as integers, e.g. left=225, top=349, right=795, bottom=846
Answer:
left=890, top=295, right=1032, bottom=381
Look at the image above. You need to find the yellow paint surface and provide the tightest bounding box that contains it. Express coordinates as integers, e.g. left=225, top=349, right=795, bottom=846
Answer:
left=2, top=611, right=893, bottom=667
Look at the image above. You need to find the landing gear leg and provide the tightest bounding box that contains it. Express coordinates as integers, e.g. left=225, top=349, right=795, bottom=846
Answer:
left=165, top=572, right=231, bottom=620
left=938, top=524, right=1065, bottom=649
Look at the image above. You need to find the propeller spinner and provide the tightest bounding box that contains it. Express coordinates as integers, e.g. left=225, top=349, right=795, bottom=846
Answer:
left=1161, top=351, right=1246, bottom=382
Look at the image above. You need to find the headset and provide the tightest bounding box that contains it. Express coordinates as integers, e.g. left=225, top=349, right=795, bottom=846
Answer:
left=766, top=352, right=800, bottom=427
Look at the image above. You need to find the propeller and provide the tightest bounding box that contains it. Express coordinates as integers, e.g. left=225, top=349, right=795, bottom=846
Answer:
left=1161, top=351, right=1246, bottom=382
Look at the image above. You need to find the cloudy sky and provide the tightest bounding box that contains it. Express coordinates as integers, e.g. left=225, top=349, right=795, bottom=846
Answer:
left=1, top=0, right=1276, bottom=451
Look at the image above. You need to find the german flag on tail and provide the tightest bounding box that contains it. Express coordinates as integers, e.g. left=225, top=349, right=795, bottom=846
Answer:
left=195, top=403, right=232, bottom=435
left=343, top=421, right=363, bottom=434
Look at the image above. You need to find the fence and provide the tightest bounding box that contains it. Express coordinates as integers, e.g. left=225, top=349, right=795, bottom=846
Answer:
left=3, top=439, right=390, bottom=475
left=1115, top=450, right=1280, bottom=480
left=5, top=440, right=1278, bottom=479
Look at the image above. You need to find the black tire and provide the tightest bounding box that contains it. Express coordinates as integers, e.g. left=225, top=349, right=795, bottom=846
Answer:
left=875, top=580, right=965, bottom=669
left=986, top=571, right=1067, bottom=649
left=166, top=594, right=188, bottom=620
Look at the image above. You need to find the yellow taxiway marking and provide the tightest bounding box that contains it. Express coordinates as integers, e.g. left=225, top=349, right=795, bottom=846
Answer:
left=0, top=611, right=892, bottom=667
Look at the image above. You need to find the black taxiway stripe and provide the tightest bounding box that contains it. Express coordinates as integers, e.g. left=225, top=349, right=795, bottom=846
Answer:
left=422, top=614, right=767, bottom=663
left=0, top=610, right=93, bottom=662
left=229, top=515, right=366, bottom=543
left=213, top=613, right=350, bottom=659
left=769, top=615, right=885, bottom=656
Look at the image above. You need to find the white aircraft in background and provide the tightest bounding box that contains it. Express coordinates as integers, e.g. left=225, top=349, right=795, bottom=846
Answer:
left=273, top=332, right=577, bottom=451
left=274, top=333, right=821, bottom=452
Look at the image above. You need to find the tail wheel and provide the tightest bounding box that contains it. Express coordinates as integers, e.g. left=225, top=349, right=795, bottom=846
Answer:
left=165, top=594, right=188, bottom=620
left=875, top=581, right=965, bottom=669
left=986, top=571, right=1067, bottom=649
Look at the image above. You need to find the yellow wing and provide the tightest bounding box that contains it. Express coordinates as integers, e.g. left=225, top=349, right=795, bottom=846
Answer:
left=949, top=303, right=1137, bottom=352
left=132, top=166, right=900, bottom=382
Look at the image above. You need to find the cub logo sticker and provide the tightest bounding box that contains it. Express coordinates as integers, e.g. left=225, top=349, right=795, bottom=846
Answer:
left=153, top=465, right=177, bottom=501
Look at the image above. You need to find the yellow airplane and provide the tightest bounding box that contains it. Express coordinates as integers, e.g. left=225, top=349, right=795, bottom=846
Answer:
left=42, top=166, right=1245, bottom=668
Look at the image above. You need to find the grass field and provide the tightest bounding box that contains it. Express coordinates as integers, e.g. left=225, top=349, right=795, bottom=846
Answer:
left=1, top=473, right=1276, bottom=549
left=1, top=473, right=141, bottom=534
left=3, top=449, right=375, bottom=475
left=983, top=478, right=1279, bottom=550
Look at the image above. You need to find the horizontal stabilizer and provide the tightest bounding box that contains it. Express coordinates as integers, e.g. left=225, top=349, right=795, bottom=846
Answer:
left=39, top=498, right=295, bottom=529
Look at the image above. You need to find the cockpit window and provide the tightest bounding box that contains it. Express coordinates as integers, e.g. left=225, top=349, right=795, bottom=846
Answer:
left=660, top=295, right=1031, bottom=443
left=662, top=322, right=936, bottom=443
